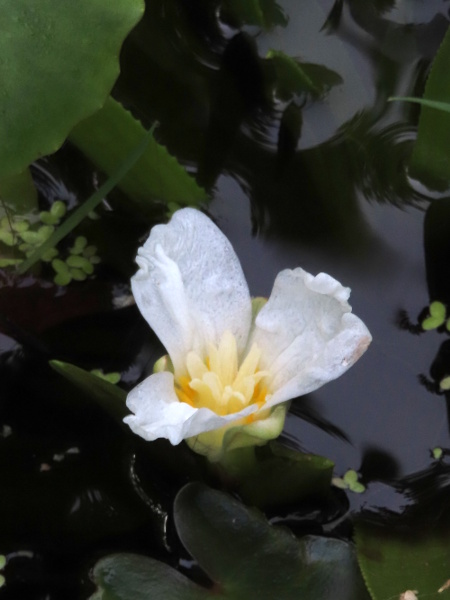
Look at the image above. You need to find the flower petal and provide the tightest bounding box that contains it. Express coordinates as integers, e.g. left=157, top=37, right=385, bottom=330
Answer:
left=124, top=371, right=258, bottom=445
left=251, top=268, right=371, bottom=407
left=131, top=209, right=252, bottom=374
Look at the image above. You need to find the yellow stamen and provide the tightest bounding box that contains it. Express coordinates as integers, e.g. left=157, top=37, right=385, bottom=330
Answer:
left=175, top=330, right=270, bottom=417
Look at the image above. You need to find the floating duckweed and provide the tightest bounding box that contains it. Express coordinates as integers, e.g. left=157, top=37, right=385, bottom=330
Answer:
left=54, top=271, right=72, bottom=286
left=11, top=220, right=29, bottom=233
left=440, top=376, right=450, bottom=391
left=39, top=211, right=59, bottom=225
left=83, top=245, right=97, bottom=258
left=51, top=200, right=67, bottom=219
left=70, top=236, right=88, bottom=254
left=332, top=469, right=366, bottom=493
left=0, top=574, right=4, bottom=588
left=0, top=230, right=15, bottom=246
left=422, top=301, right=446, bottom=330
left=69, top=268, right=87, bottom=281
left=66, top=255, right=83, bottom=267
left=91, top=369, right=121, bottom=384
left=0, top=555, right=5, bottom=569
left=19, top=230, right=42, bottom=245
left=37, top=225, right=55, bottom=240
left=432, top=447, right=443, bottom=460
left=52, top=258, right=69, bottom=274
left=41, top=248, right=59, bottom=262
left=88, top=210, right=100, bottom=220
left=0, top=198, right=101, bottom=284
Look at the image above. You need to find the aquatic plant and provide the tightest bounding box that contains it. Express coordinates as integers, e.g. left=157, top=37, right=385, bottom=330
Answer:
left=124, top=208, right=371, bottom=462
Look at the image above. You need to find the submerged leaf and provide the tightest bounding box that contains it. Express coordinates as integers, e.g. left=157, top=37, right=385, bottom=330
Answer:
left=0, top=0, right=144, bottom=179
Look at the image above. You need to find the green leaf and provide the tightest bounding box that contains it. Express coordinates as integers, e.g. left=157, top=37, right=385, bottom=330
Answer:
left=91, top=483, right=370, bottom=600
left=0, top=0, right=144, bottom=180
left=90, top=554, right=209, bottom=600
left=407, top=25, right=450, bottom=189
left=69, top=97, right=208, bottom=213
left=355, top=521, right=450, bottom=600
left=49, top=360, right=127, bottom=424
left=237, top=441, right=334, bottom=508
left=175, top=483, right=369, bottom=600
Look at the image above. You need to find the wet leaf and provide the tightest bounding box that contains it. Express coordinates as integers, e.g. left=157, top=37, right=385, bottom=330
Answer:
left=355, top=520, right=450, bottom=600
left=408, top=25, right=450, bottom=189
left=90, top=483, right=369, bottom=600
left=0, top=0, right=144, bottom=180
left=69, top=97, right=207, bottom=213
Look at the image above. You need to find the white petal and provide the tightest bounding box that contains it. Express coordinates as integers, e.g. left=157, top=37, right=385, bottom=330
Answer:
left=250, top=268, right=371, bottom=407
left=124, top=371, right=258, bottom=445
left=131, top=209, right=252, bottom=374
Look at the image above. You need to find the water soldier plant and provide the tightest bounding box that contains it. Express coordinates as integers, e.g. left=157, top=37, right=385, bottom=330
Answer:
left=125, top=208, right=372, bottom=465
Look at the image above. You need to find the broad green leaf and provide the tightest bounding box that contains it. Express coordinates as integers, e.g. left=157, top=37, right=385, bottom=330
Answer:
left=50, top=360, right=127, bottom=424
left=69, top=97, right=207, bottom=213
left=90, top=554, right=210, bottom=600
left=355, top=521, right=450, bottom=600
left=90, top=483, right=370, bottom=600
left=237, top=441, right=334, bottom=508
left=408, top=25, right=450, bottom=189
left=0, top=0, right=144, bottom=180
left=174, top=483, right=368, bottom=600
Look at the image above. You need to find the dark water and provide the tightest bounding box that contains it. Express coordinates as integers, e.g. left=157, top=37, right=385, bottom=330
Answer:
left=2, top=0, right=450, bottom=597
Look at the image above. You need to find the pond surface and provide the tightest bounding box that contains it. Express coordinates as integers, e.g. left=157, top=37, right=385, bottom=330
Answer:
left=2, top=0, right=450, bottom=598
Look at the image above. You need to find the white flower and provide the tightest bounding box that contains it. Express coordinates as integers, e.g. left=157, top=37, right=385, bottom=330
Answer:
left=124, top=208, right=371, bottom=461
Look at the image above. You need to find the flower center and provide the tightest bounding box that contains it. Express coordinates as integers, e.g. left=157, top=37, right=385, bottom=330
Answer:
left=175, top=330, right=269, bottom=416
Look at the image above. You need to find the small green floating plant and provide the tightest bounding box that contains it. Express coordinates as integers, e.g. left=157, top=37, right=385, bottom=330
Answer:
left=0, top=200, right=101, bottom=286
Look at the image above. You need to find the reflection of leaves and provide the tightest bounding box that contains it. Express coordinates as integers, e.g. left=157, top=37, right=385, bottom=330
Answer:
left=409, top=25, right=450, bottom=189
left=356, top=519, right=450, bottom=600
left=267, top=50, right=343, bottom=101
left=221, top=0, right=287, bottom=30
left=0, top=0, right=144, bottom=180
left=91, top=483, right=370, bottom=600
